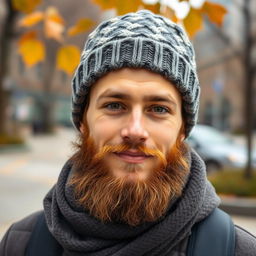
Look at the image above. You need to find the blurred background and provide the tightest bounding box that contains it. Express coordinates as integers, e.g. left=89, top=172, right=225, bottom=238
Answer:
left=0, top=0, right=255, bottom=238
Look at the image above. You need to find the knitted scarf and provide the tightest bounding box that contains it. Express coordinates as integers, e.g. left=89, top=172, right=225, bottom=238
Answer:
left=43, top=150, right=220, bottom=256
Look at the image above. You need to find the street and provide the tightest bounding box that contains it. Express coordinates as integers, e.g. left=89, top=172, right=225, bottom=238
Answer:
left=0, top=127, right=76, bottom=238
left=0, top=127, right=255, bottom=239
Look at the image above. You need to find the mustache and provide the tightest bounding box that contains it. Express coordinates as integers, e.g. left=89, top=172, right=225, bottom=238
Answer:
left=93, top=143, right=167, bottom=166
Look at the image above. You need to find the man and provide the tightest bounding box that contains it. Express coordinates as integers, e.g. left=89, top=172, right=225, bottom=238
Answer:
left=1, top=10, right=255, bottom=256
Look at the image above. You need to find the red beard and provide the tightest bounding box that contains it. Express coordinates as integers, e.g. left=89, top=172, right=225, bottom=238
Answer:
left=70, top=132, right=189, bottom=226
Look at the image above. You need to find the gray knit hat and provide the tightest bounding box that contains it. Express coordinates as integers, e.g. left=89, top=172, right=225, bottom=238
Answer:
left=71, top=10, right=200, bottom=137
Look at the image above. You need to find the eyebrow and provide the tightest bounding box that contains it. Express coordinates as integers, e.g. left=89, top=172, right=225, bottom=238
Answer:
left=97, top=89, right=178, bottom=108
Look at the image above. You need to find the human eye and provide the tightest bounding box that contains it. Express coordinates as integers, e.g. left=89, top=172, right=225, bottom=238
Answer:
left=149, top=105, right=170, bottom=114
left=104, top=102, right=125, bottom=111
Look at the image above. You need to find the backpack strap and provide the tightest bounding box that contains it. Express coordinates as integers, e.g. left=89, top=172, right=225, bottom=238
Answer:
left=187, top=208, right=235, bottom=256
left=26, top=212, right=63, bottom=256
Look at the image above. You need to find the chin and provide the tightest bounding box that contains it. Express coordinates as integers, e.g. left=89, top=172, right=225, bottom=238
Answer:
left=112, top=166, right=151, bottom=183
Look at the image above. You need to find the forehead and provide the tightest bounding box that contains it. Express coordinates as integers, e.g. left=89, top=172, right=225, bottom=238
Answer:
left=88, top=68, right=181, bottom=104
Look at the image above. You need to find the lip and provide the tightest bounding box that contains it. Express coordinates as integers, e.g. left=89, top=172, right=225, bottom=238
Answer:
left=114, top=151, right=152, bottom=164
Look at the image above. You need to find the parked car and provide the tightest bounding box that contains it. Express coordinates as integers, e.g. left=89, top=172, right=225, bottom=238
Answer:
left=186, top=124, right=256, bottom=173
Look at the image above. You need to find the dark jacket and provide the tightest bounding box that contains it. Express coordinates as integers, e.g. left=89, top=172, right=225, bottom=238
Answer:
left=1, top=210, right=256, bottom=256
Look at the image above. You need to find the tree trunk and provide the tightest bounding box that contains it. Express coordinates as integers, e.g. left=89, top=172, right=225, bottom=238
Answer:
left=0, top=0, right=18, bottom=135
left=243, top=0, right=254, bottom=179
left=39, top=40, right=59, bottom=133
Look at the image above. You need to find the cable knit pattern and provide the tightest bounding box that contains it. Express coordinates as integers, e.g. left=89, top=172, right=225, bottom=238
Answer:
left=43, top=150, right=220, bottom=256
left=71, top=10, right=200, bottom=137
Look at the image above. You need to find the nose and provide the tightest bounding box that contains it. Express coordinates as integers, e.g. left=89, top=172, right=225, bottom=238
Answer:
left=121, top=108, right=149, bottom=144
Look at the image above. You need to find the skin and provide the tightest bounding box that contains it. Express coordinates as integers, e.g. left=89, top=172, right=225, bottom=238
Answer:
left=81, top=68, right=184, bottom=182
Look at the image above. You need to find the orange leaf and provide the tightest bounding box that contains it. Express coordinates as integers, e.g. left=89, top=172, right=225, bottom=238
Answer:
left=44, top=7, right=65, bottom=42
left=18, top=31, right=37, bottom=45
left=68, top=18, right=95, bottom=36
left=183, top=7, right=203, bottom=38
left=90, top=0, right=116, bottom=10
left=18, top=34, right=45, bottom=67
left=45, top=6, right=65, bottom=24
left=91, top=0, right=143, bottom=14
left=201, top=1, right=227, bottom=26
left=44, top=20, right=64, bottom=41
left=116, top=0, right=142, bottom=15
left=18, top=11, right=44, bottom=27
left=56, top=45, right=81, bottom=75
left=162, top=6, right=179, bottom=23
left=141, top=2, right=161, bottom=14
left=12, top=0, right=42, bottom=13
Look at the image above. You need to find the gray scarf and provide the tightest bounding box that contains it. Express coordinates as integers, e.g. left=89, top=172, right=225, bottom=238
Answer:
left=43, top=150, right=220, bottom=256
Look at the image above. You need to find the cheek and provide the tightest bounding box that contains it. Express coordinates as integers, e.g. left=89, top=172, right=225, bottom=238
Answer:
left=88, top=118, right=121, bottom=147
left=151, top=124, right=180, bottom=155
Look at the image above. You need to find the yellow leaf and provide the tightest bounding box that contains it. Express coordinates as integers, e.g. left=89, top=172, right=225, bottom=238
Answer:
left=68, top=19, right=95, bottom=37
left=18, top=11, right=44, bottom=27
left=12, top=0, right=42, bottom=13
left=116, top=0, right=142, bottom=15
left=18, top=35, right=45, bottom=67
left=141, top=2, right=161, bottom=14
left=56, top=45, right=81, bottom=75
left=183, top=7, right=203, bottom=38
left=90, top=0, right=116, bottom=10
left=44, top=7, right=65, bottom=42
left=201, top=1, right=227, bottom=26
left=162, top=6, right=179, bottom=23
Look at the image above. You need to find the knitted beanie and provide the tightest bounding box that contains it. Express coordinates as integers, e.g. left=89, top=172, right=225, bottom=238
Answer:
left=71, top=10, right=200, bottom=137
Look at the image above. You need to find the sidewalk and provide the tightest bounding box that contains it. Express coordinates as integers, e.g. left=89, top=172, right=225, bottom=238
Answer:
left=0, top=127, right=255, bottom=239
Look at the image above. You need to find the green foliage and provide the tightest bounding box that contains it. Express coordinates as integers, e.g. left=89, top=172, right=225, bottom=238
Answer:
left=0, top=134, right=24, bottom=145
left=209, top=170, right=256, bottom=197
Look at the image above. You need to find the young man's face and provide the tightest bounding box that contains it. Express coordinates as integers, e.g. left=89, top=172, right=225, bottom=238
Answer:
left=82, top=68, right=184, bottom=183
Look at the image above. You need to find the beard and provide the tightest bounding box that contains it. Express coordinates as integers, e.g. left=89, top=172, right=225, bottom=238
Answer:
left=69, top=131, right=189, bottom=226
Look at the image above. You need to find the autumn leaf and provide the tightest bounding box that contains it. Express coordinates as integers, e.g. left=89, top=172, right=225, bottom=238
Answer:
left=141, top=2, right=161, bottom=14
left=44, top=7, right=65, bottom=42
left=12, top=0, right=42, bottom=13
left=183, top=7, right=203, bottom=38
left=92, top=0, right=142, bottom=14
left=162, top=6, right=179, bottom=23
left=115, top=0, right=142, bottom=15
left=18, top=30, right=37, bottom=44
left=56, top=45, right=81, bottom=75
left=18, top=31, right=45, bottom=66
left=45, top=6, right=65, bottom=24
left=18, top=11, right=44, bottom=27
left=90, top=0, right=116, bottom=10
left=68, top=18, right=95, bottom=37
left=201, top=1, right=227, bottom=26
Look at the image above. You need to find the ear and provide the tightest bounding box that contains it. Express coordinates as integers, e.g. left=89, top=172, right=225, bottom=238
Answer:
left=180, top=133, right=185, bottom=142
left=80, top=123, right=85, bottom=134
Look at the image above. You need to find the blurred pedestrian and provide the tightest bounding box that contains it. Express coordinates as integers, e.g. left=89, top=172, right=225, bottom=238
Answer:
left=1, top=10, right=255, bottom=256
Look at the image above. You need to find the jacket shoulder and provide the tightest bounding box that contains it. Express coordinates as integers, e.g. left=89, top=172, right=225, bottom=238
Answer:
left=235, top=225, right=256, bottom=256
left=0, top=210, right=43, bottom=256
